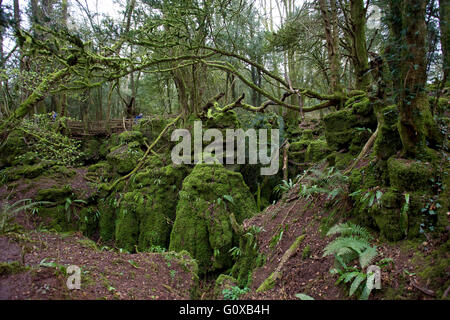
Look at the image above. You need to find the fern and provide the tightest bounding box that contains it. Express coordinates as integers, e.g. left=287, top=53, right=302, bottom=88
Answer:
left=326, top=222, right=373, bottom=242
left=323, top=222, right=379, bottom=300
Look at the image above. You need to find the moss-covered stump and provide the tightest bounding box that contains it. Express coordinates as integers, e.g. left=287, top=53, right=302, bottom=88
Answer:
left=169, top=164, right=257, bottom=274
left=106, top=143, right=144, bottom=175
left=387, top=157, right=435, bottom=192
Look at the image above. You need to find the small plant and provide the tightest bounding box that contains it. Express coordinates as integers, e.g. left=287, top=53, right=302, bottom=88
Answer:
left=273, top=179, right=295, bottom=197
left=323, top=222, right=379, bottom=300
left=222, top=286, right=250, bottom=300
left=229, top=247, right=241, bottom=260
left=295, top=293, right=315, bottom=300
left=0, top=199, right=51, bottom=234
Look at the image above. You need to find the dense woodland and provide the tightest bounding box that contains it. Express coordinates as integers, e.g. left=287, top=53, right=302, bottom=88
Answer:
left=0, top=0, right=448, bottom=301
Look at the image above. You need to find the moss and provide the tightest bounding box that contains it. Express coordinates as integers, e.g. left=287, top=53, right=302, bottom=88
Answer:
left=373, top=105, right=402, bottom=160
left=47, top=165, right=76, bottom=178
left=214, top=275, right=238, bottom=299
left=305, top=140, right=330, bottom=162
left=302, top=245, right=312, bottom=259
left=324, top=109, right=357, bottom=151
left=334, top=152, right=355, bottom=170
left=169, top=163, right=257, bottom=274
left=387, top=157, right=436, bottom=192
left=301, top=129, right=314, bottom=140
left=81, top=139, right=102, bottom=163
left=106, top=144, right=144, bottom=175
left=371, top=189, right=406, bottom=241
left=36, top=185, right=72, bottom=203
left=0, top=130, right=28, bottom=168
left=118, top=131, right=144, bottom=145
left=0, top=261, right=27, bottom=276
left=136, top=165, right=190, bottom=250
left=2, top=162, right=49, bottom=182
left=115, top=192, right=140, bottom=252
left=98, top=196, right=117, bottom=243
left=78, top=207, right=99, bottom=238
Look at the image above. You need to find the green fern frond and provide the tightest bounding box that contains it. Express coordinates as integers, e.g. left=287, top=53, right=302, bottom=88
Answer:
left=326, top=222, right=373, bottom=241
left=359, top=246, right=378, bottom=268
left=323, top=237, right=370, bottom=258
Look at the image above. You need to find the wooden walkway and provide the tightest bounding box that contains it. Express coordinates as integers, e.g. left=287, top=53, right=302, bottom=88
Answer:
left=66, top=116, right=175, bottom=136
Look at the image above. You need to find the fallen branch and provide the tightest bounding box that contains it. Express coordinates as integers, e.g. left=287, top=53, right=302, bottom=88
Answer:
left=256, top=235, right=306, bottom=293
left=103, top=114, right=182, bottom=192
left=344, top=125, right=379, bottom=174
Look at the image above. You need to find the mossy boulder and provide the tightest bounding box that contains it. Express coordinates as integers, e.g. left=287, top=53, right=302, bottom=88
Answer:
left=98, top=195, right=117, bottom=243
left=387, top=157, right=435, bottom=192
left=134, top=165, right=190, bottom=250
left=118, top=130, right=144, bottom=145
left=169, top=164, right=257, bottom=274
left=109, top=164, right=190, bottom=252
left=106, top=143, right=144, bottom=175
left=305, top=139, right=330, bottom=162
left=374, top=105, right=402, bottom=160
left=324, top=98, right=376, bottom=152
left=36, top=185, right=72, bottom=203
left=115, top=192, right=140, bottom=252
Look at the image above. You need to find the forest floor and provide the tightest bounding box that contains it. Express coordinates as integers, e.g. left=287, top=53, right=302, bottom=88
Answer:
left=0, top=167, right=447, bottom=300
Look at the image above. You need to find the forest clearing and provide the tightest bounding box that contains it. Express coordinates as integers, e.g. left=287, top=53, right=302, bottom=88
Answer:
left=0, top=0, right=449, bottom=305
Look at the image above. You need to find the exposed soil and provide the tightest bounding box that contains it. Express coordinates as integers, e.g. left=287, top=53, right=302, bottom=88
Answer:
left=0, top=231, right=198, bottom=300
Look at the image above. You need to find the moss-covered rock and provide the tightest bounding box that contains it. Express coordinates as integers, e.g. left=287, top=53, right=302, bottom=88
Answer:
left=115, top=192, right=140, bottom=252
left=134, top=164, right=190, bottom=250
left=169, top=164, right=257, bottom=274
left=106, top=143, right=144, bottom=175
left=118, top=131, right=144, bottom=145
left=387, top=157, right=435, bottom=192
left=334, top=152, right=355, bottom=170
left=36, top=185, right=72, bottom=203
left=1, top=162, right=49, bottom=182
left=98, top=196, right=117, bottom=243
left=373, top=105, right=402, bottom=160
left=305, top=140, right=330, bottom=162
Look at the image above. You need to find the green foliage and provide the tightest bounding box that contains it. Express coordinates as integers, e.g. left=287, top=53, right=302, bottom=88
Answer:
left=323, top=222, right=380, bottom=300
left=273, top=179, right=295, bottom=198
left=0, top=199, right=52, bottom=234
left=295, top=293, right=315, bottom=300
left=222, top=286, right=250, bottom=300
left=15, top=114, right=84, bottom=166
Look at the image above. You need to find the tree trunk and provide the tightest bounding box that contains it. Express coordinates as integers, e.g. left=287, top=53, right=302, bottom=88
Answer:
left=439, top=0, right=449, bottom=85
left=387, top=0, right=439, bottom=158
left=350, top=0, right=371, bottom=90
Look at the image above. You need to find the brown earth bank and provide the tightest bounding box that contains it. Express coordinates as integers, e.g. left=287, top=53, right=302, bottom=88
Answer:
left=0, top=231, right=198, bottom=300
